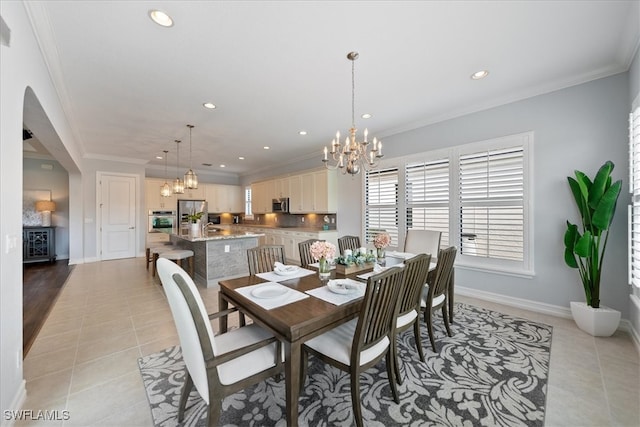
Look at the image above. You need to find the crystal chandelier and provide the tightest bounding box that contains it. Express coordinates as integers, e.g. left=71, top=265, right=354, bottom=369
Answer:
left=323, top=51, right=383, bottom=175
left=160, top=150, right=171, bottom=197
left=173, top=139, right=185, bottom=194
left=184, top=124, right=198, bottom=189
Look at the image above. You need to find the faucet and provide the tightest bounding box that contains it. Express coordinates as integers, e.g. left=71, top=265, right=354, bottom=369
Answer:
left=202, top=222, right=215, bottom=235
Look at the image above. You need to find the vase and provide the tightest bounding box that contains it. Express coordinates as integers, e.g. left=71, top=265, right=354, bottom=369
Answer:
left=189, top=222, right=200, bottom=238
left=318, top=257, right=331, bottom=280
left=376, top=248, right=386, bottom=265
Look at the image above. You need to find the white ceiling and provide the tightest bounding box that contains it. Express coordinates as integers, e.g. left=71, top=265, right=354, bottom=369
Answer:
left=23, top=1, right=640, bottom=178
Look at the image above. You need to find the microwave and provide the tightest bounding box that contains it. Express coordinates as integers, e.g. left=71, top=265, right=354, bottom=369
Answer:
left=272, top=198, right=289, bottom=213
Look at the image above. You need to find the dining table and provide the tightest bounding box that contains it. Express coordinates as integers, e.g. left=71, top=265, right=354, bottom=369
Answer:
left=217, top=258, right=441, bottom=426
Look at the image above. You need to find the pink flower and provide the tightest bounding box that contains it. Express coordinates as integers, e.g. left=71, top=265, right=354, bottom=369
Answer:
left=373, top=232, right=391, bottom=249
left=309, top=241, right=337, bottom=261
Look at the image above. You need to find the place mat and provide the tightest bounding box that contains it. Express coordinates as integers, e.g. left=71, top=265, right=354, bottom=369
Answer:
left=305, top=278, right=365, bottom=305
left=256, top=267, right=316, bottom=282
left=236, top=282, right=309, bottom=310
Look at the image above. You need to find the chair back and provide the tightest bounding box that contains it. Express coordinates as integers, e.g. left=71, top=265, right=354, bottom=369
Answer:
left=428, top=246, right=457, bottom=300
left=299, top=239, right=322, bottom=269
left=397, top=253, right=431, bottom=319
left=157, top=258, right=216, bottom=404
left=404, top=229, right=441, bottom=260
left=247, top=245, right=286, bottom=275
left=338, top=235, right=361, bottom=255
left=353, top=266, right=405, bottom=363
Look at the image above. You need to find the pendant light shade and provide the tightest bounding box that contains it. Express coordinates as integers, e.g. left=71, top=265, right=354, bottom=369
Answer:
left=184, top=124, right=198, bottom=189
left=160, top=150, right=171, bottom=197
left=173, top=139, right=185, bottom=194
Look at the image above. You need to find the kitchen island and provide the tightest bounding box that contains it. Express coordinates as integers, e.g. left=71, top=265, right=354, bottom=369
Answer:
left=170, top=229, right=264, bottom=287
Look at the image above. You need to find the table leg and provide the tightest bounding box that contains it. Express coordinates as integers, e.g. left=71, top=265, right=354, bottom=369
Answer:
left=448, top=268, right=455, bottom=323
left=284, top=341, right=301, bottom=427
left=218, top=293, right=228, bottom=333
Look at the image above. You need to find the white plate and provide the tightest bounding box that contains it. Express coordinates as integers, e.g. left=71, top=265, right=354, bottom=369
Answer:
left=274, top=265, right=299, bottom=276
left=251, top=284, right=289, bottom=299
left=327, top=280, right=359, bottom=295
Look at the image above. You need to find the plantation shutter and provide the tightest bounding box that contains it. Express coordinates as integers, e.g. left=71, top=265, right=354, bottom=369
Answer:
left=365, top=167, right=399, bottom=246
left=405, top=158, right=450, bottom=246
left=459, top=146, right=524, bottom=261
left=630, top=107, right=640, bottom=289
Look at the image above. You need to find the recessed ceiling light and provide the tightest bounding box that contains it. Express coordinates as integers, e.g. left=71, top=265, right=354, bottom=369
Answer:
left=264, top=146, right=270, bottom=150
left=299, top=131, right=307, bottom=136
left=361, top=113, right=372, bottom=119
left=203, top=102, right=216, bottom=109
left=238, top=156, right=245, bottom=160
left=471, top=70, right=489, bottom=80
left=156, top=156, right=163, bottom=160
left=149, top=10, right=173, bottom=27
left=220, top=164, right=226, bottom=168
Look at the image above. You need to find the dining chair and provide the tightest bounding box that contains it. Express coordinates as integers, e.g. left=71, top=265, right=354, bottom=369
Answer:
left=300, top=266, right=405, bottom=427
left=246, top=245, right=286, bottom=275
left=404, top=229, right=441, bottom=261
left=156, top=258, right=283, bottom=427
left=298, top=239, right=322, bottom=269
left=338, top=235, right=361, bottom=255
left=421, top=246, right=457, bottom=352
left=393, top=252, right=431, bottom=384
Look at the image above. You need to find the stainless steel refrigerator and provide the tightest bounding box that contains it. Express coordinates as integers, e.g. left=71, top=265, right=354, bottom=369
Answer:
left=177, top=199, right=207, bottom=236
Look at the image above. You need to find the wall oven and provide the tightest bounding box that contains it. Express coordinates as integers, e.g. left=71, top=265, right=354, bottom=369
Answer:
left=148, top=210, right=177, bottom=234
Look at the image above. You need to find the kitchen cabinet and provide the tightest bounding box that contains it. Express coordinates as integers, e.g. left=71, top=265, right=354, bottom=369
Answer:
left=205, top=184, right=243, bottom=213
left=289, top=169, right=337, bottom=213
left=23, top=226, right=56, bottom=263
left=251, top=181, right=271, bottom=213
left=274, top=177, right=290, bottom=198
left=145, top=179, right=177, bottom=211
left=180, top=185, right=205, bottom=201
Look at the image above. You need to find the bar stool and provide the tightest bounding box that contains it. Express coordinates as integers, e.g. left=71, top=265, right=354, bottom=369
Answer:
left=146, top=243, right=173, bottom=270
left=157, top=249, right=195, bottom=278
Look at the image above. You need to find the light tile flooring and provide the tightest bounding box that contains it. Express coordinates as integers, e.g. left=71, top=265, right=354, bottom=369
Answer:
left=18, top=258, right=640, bottom=426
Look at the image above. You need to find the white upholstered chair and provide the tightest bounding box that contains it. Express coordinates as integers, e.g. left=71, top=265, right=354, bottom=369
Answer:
left=156, top=258, right=283, bottom=426
left=404, top=229, right=442, bottom=261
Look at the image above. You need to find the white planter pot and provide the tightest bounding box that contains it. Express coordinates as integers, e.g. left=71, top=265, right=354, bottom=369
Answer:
left=189, top=223, right=200, bottom=238
left=570, top=301, right=621, bottom=337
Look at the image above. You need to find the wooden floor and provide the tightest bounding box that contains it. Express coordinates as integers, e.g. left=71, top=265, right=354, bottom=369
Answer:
left=23, top=260, right=74, bottom=357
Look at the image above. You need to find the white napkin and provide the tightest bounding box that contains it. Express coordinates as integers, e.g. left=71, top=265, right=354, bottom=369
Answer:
left=235, top=282, right=309, bottom=310
left=356, top=263, right=404, bottom=280
left=305, top=278, right=365, bottom=305
left=256, top=268, right=316, bottom=282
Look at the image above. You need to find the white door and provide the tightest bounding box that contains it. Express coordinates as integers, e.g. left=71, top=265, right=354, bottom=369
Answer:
left=100, top=173, right=137, bottom=260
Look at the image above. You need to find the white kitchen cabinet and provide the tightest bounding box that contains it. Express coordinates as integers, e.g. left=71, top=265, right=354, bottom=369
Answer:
left=145, top=179, right=176, bottom=211
left=289, top=175, right=303, bottom=213
left=251, top=181, right=269, bottom=213
left=275, top=177, right=290, bottom=198
left=205, top=184, right=243, bottom=213
left=287, top=169, right=337, bottom=213
left=180, top=185, right=205, bottom=201
left=312, top=169, right=337, bottom=212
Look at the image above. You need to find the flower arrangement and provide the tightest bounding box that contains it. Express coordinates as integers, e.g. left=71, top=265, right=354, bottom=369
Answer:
left=336, top=251, right=376, bottom=266
left=309, top=241, right=337, bottom=261
left=373, top=232, right=391, bottom=249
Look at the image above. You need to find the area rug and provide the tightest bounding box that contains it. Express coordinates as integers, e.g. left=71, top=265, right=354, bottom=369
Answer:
left=138, top=303, right=552, bottom=426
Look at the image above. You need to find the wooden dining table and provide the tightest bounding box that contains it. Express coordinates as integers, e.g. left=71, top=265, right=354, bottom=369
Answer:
left=218, top=271, right=364, bottom=426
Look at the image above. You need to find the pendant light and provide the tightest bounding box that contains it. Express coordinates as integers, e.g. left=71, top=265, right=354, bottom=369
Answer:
left=160, top=150, right=171, bottom=197
left=173, top=139, right=185, bottom=194
left=184, top=124, right=198, bottom=189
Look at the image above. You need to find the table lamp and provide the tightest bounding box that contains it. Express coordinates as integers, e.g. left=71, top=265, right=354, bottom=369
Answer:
left=35, top=200, right=56, bottom=226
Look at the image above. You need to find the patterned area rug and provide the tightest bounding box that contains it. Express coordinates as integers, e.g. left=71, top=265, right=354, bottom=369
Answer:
left=138, top=303, right=552, bottom=426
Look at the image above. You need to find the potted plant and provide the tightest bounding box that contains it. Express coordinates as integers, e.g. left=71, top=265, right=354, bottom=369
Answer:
left=187, top=212, right=204, bottom=238
left=563, top=160, right=622, bottom=336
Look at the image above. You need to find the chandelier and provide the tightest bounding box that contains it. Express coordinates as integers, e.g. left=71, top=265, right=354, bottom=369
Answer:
left=184, top=124, right=198, bottom=189
left=160, top=150, right=171, bottom=197
left=173, top=139, right=185, bottom=194
left=323, top=51, right=383, bottom=175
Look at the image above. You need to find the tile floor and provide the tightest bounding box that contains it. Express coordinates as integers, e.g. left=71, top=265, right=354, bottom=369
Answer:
left=17, top=258, right=640, bottom=426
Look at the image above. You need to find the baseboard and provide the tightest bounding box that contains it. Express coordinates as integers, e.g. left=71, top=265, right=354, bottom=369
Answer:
left=455, top=285, right=572, bottom=319
left=1, top=379, right=26, bottom=427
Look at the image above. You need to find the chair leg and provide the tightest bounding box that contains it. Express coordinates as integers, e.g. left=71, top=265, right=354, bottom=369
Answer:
left=152, top=253, right=159, bottom=277
left=393, top=334, right=402, bottom=385
left=426, top=307, right=437, bottom=352
left=385, top=349, right=399, bottom=404
left=350, top=372, right=364, bottom=427
left=189, top=256, right=194, bottom=277
left=413, top=319, right=426, bottom=362
left=178, top=370, right=193, bottom=422
left=145, top=248, right=151, bottom=270
left=442, top=304, right=452, bottom=337
left=299, top=348, right=308, bottom=394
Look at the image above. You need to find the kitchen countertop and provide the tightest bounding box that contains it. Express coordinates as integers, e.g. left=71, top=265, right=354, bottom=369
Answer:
left=173, top=229, right=264, bottom=242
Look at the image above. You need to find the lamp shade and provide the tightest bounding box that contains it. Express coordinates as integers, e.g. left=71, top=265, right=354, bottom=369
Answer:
left=35, top=200, right=56, bottom=212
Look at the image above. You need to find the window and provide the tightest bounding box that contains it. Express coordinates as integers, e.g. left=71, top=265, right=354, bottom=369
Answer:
left=458, top=146, right=524, bottom=261
left=364, top=132, right=531, bottom=275
left=365, top=167, right=399, bottom=246
left=244, top=186, right=253, bottom=218
left=406, top=158, right=450, bottom=247
left=629, top=106, right=640, bottom=289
